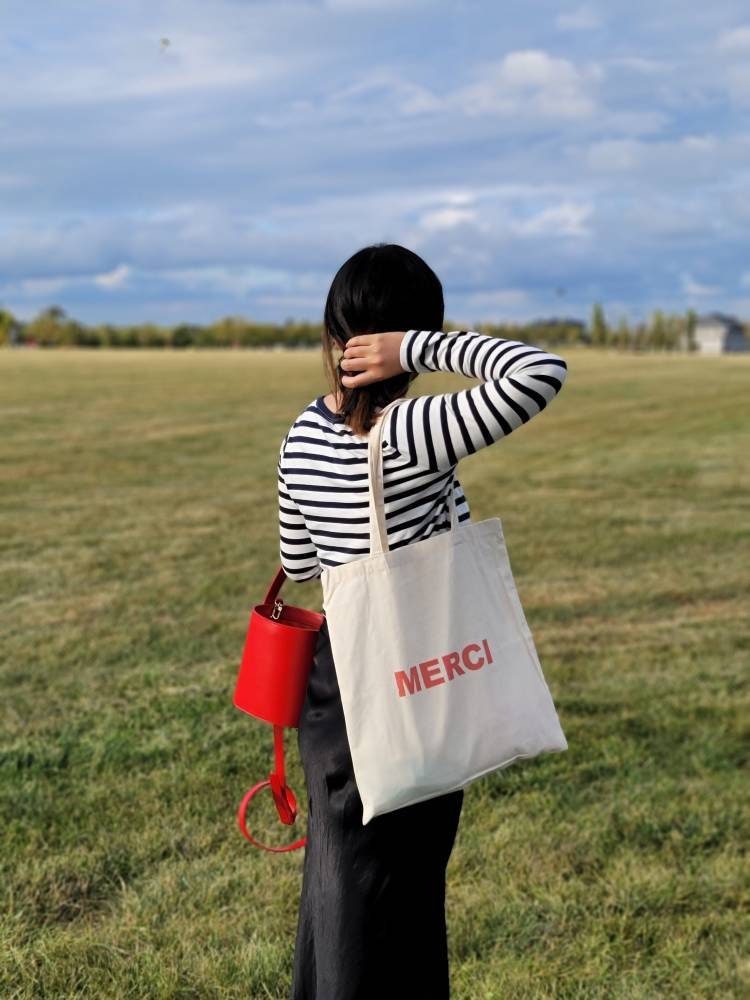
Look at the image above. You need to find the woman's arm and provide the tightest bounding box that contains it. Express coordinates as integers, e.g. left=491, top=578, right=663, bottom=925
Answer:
left=278, top=441, right=323, bottom=582
left=344, top=329, right=568, bottom=474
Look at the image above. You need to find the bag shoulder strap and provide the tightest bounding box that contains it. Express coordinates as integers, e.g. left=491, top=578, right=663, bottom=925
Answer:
left=367, top=398, right=458, bottom=555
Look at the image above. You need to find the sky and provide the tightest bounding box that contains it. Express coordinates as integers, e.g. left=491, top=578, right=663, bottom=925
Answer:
left=2, top=0, right=749, bottom=328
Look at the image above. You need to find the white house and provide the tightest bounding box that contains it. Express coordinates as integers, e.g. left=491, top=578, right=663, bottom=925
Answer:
left=687, top=313, right=748, bottom=354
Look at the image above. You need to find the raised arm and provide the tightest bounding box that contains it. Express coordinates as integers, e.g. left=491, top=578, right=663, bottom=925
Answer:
left=383, top=329, right=568, bottom=473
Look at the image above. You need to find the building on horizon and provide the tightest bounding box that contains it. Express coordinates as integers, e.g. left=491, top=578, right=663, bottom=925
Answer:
left=682, top=312, right=748, bottom=353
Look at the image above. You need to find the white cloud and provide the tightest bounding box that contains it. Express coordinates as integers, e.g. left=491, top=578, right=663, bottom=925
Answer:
left=681, top=135, right=717, bottom=151
left=156, top=264, right=298, bottom=297
left=94, top=264, right=131, bottom=289
left=323, top=52, right=603, bottom=123
left=419, top=207, right=479, bottom=231
left=715, top=25, right=750, bottom=103
left=440, top=191, right=476, bottom=206
left=512, top=202, right=593, bottom=238
left=587, top=138, right=641, bottom=171
left=19, top=276, right=70, bottom=297
left=327, top=70, right=443, bottom=117
left=717, top=26, right=750, bottom=53
left=556, top=6, right=602, bottom=31
left=628, top=203, right=713, bottom=238
left=600, top=110, right=669, bottom=135
left=585, top=133, right=732, bottom=178
left=607, top=56, right=669, bottom=75
left=456, top=49, right=599, bottom=119
left=681, top=273, right=721, bottom=296
left=726, top=64, right=750, bottom=105
left=6, top=266, right=131, bottom=297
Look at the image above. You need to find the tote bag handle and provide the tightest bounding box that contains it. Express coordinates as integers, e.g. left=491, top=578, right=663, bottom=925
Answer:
left=368, top=398, right=459, bottom=556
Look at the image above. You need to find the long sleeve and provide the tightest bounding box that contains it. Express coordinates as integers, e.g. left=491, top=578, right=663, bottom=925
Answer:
left=383, top=328, right=568, bottom=473
left=278, top=439, right=322, bottom=582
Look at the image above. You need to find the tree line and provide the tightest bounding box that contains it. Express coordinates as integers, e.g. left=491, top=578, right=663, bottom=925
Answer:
left=0, top=303, right=744, bottom=351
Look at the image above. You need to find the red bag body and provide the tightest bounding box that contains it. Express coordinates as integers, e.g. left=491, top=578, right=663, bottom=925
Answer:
left=233, top=566, right=325, bottom=852
left=234, top=599, right=323, bottom=728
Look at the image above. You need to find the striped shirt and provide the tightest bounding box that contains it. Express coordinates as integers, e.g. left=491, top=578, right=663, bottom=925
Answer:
left=278, top=328, right=568, bottom=583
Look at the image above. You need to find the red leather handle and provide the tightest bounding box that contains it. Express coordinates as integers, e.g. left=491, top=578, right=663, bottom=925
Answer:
left=237, top=726, right=307, bottom=852
left=262, top=565, right=287, bottom=606
left=237, top=780, right=308, bottom=853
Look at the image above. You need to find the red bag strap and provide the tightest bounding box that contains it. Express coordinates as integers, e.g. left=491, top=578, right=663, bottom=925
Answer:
left=237, top=724, right=307, bottom=853
left=262, top=565, right=287, bottom=605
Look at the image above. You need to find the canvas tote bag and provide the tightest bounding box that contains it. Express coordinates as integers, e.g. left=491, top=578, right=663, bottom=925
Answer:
left=320, top=397, right=568, bottom=824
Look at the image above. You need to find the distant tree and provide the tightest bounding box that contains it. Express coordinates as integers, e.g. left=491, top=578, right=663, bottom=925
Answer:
left=211, top=316, right=248, bottom=347
left=136, top=323, right=168, bottom=348
left=107, top=324, right=138, bottom=347
left=590, top=302, right=609, bottom=347
left=172, top=324, right=199, bottom=348
left=649, top=309, right=667, bottom=350
left=26, top=306, right=69, bottom=346
left=74, top=324, right=102, bottom=347
left=0, top=307, right=21, bottom=346
left=613, top=317, right=630, bottom=350
left=10, top=304, right=737, bottom=353
left=664, top=314, right=682, bottom=351
left=94, top=323, right=117, bottom=347
left=685, top=309, right=698, bottom=352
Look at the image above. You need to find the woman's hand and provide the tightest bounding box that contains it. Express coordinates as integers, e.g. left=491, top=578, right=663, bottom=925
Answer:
left=340, top=332, right=406, bottom=388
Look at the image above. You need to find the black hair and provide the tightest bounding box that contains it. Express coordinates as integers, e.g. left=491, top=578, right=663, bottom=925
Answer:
left=321, top=243, right=444, bottom=436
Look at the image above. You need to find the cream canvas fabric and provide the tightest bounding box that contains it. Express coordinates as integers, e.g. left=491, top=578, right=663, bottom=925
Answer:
left=320, top=397, right=568, bottom=824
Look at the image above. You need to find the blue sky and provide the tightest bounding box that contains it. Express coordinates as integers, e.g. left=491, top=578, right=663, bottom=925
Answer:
left=2, top=0, right=749, bottom=327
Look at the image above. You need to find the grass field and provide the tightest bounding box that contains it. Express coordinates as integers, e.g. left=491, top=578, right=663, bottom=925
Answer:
left=1, top=346, right=748, bottom=999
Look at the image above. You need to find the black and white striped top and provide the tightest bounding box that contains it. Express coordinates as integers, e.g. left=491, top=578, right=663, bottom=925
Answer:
left=278, top=328, right=568, bottom=582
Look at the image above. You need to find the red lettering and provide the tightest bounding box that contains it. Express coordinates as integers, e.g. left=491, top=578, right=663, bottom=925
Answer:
left=394, top=638, right=493, bottom=697
left=419, top=658, right=445, bottom=689
left=462, top=642, right=484, bottom=671
left=443, top=650, right=464, bottom=681
left=394, top=665, right=422, bottom=698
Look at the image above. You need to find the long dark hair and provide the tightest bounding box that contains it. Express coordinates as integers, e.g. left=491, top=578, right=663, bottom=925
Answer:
left=322, top=243, right=444, bottom=436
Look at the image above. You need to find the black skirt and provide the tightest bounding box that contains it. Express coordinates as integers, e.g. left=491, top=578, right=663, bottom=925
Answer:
left=289, top=616, right=464, bottom=1000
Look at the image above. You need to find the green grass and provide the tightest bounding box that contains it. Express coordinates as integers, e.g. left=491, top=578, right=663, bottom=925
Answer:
left=1, top=346, right=748, bottom=999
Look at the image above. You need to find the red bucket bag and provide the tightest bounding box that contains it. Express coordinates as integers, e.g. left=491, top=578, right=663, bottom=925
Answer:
left=233, top=565, right=325, bottom=852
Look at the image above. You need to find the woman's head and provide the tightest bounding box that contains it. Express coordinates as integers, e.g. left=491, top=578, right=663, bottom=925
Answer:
left=322, top=243, right=444, bottom=436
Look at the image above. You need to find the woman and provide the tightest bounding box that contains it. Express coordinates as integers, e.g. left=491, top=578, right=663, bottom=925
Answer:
left=279, top=244, right=568, bottom=999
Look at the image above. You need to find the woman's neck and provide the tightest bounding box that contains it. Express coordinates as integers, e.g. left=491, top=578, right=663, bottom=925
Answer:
left=324, top=391, right=344, bottom=414
left=323, top=392, right=391, bottom=415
